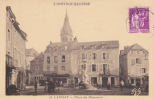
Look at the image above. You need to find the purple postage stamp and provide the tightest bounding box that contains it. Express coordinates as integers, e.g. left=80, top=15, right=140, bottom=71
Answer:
left=129, top=7, right=150, bottom=33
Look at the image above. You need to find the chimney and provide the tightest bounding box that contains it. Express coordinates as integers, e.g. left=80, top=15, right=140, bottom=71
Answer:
left=120, top=50, right=124, bottom=55
left=124, top=46, right=129, bottom=50
left=74, top=36, right=77, bottom=42
left=50, top=41, right=52, bottom=45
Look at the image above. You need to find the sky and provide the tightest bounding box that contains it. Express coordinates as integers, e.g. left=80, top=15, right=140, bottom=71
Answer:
left=5, top=0, right=154, bottom=53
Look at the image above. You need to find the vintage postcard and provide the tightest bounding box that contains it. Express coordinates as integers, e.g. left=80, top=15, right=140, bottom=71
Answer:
left=0, top=0, right=154, bottom=100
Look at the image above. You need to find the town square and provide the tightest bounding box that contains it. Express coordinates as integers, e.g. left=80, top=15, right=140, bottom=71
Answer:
left=4, top=0, right=152, bottom=96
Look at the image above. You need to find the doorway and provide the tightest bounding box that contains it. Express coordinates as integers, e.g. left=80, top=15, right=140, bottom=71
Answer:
left=74, top=77, right=78, bottom=84
left=136, top=78, right=140, bottom=87
left=91, top=77, right=97, bottom=87
left=102, top=77, right=108, bottom=87
left=111, top=77, right=115, bottom=85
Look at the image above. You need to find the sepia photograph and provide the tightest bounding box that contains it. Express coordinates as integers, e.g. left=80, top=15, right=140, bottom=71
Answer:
left=1, top=0, right=154, bottom=98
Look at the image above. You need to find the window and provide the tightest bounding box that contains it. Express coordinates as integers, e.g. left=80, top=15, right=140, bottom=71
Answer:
left=131, top=78, right=134, bottom=84
left=136, top=58, right=142, bottom=64
left=131, top=59, right=135, bottom=65
left=103, top=64, right=107, bottom=75
left=62, top=66, right=65, bottom=71
left=92, top=53, right=96, bottom=60
left=137, top=51, right=139, bottom=54
left=62, top=78, right=67, bottom=83
left=82, top=54, right=86, bottom=59
left=142, top=68, right=146, bottom=73
left=55, top=47, right=57, bottom=51
left=54, top=67, right=58, bottom=72
left=8, top=29, right=10, bottom=41
left=99, top=65, right=103, bottom=71
left=131, top=50, right=133, bottom=54
left=47, top=67, right=50, bottom=73
left=62, top=55, right=65, bottom=62
left=81, top=64, right=86, bottom=70
left=103, top=53, right=109, bottom=59
left=92, top=64, right=96, bottom=71
left=47, top=56, right=50, bottom=64
left=54, top=56, right=58, bottom=63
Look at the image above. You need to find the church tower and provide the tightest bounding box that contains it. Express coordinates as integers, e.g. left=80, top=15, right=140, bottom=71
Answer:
left=61, top=11, right=73, bottom=43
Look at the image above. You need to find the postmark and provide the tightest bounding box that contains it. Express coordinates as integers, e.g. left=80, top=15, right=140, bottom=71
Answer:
left=129, top=7, right=150, bottom=33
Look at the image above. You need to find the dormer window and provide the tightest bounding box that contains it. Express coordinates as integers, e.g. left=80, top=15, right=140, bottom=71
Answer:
left=91, top=45, right=96, bottom=49
left=11, top=18, right=15, bottom=23
left=55, top=47, right=57, bottom=51
left=64, top=46, right=68, bottom=50
left=81, top=45, right=85, bottom=49
left=102, top=44, right=107, bottom=48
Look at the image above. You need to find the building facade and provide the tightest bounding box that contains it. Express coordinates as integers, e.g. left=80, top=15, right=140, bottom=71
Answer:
left=43, top=12, right=120, bottom=87
left=30, top=52, right=44, bottom=85
left=6, top=6, right=27, bottom=90
left=120, top=44, right=149, bottom=87
left=25, top=48, right=39, bottom=85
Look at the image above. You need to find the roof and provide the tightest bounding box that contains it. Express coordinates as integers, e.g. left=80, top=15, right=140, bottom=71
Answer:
left=61, top=11, right=73, bottom=36
left=69, top=40, right=119, bottom=50
left=31, top=52, right=44, bottom=62
left=6, top=6, right=27, bottom=41
left=26, top=48, right=39, bottom=56
left=44, top=40, right=119, bottom=52
left=120, top=43, right=147, bottom=55
left=6, top=6, right=16, bottom=19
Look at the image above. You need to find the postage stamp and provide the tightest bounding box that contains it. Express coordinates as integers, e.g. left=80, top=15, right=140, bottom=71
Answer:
left=129, top=7, right=150, bottom=33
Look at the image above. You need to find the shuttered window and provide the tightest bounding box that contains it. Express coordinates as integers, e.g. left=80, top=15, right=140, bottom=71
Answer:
left=99, top=64, right=102, bottom=71
left=103, top=53, right=109, bottom=59
left=131, top=59, right=135, bottom=65
left=87, top=65, right=91, bottom=72
left=92, top=53, right=97, bottom=60
left=47, top=56, right=50, bottom=64
left=92, top=64, right=96, bottom=71
left=136, top=58, right=142, bottom=64
left=103, top=64, right=108, bottom=75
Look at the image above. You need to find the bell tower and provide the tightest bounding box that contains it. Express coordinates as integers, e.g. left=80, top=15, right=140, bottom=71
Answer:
left=61, top=11, right=73, bottom=43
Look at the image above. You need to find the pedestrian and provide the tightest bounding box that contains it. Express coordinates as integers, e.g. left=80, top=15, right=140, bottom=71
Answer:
left=107, top=81, right=110, bottom=90
left=51, top=81, right=55, bottom=92
left=44, top=82, right=48, bottom=92
left=34, top=82, right=37, bottom=92
left=120, top=80, right=124, bottom=91
left=60, top=80, right=63, bottom=86
left=48, top=81, right=51, bottom=92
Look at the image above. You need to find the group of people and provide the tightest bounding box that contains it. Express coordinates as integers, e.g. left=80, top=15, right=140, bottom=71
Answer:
left=44, top=80, right=63, bottom=92
left=105, top=80, right=125, bottom=91
left=34, top=81, right=56, bottom=92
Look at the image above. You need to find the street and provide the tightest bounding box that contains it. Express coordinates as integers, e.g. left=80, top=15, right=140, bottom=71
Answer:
left=19, top=85, right=148, bottom=95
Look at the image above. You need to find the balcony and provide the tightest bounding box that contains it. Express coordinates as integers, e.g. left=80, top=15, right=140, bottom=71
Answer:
left=6, top=54, right=18, bottom=68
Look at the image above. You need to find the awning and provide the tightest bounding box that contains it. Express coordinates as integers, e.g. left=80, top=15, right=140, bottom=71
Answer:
left=26, top=69, right=31, bottom=73
left=44, top=73, right=70, bottom=77
left=6, top=64, right=17, bottom=69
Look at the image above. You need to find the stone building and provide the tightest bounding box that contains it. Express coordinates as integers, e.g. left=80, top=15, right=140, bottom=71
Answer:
left=25, top=48, right=39, bottom=85
left=120, top=44, right=149, bottom=87
left=43, top=12, right=120, bottom=87
left=30, top=52, right=44, bottom=85
left=6, top=6, right=27, bottom=90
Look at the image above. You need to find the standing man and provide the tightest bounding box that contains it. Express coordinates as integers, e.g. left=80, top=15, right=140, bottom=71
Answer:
left=34, top=82, right=37, bottom=92
left=120, top=80, right=124, bottom=91
left=107, top=81, right=111, bottom=90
